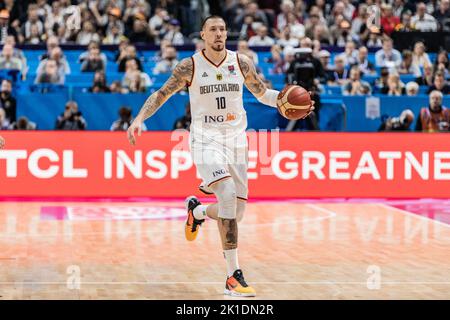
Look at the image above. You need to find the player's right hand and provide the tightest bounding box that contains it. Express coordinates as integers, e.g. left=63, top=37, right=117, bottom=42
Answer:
left=0, top=136, right=5, bottom=149
left=127, top=120, right=143, bottom=146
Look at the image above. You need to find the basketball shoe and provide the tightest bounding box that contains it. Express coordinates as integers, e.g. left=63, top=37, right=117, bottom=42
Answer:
left=224, top=269, right=256, bottom=297
left=184, top=196, right=204, bottom=241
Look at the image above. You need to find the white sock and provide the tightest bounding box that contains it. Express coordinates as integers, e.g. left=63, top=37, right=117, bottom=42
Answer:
left=193, top=205, right=208, bottom=220
left=223, top=248, right=239, bottom=277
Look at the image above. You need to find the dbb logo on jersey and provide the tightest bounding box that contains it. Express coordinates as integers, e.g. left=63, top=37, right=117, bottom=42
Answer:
left=204, top=112, right=237, bottom=123
left=228, top=65, right=236, bottom=75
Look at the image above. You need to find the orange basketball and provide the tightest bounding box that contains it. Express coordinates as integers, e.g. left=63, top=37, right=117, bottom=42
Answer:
left=277, top=85, right=312, bottom=120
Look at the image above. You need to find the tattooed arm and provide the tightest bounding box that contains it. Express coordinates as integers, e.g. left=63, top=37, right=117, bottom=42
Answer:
left=127, top=58, right=193, bottom=145
left=238, top=53, right=268, bottom=99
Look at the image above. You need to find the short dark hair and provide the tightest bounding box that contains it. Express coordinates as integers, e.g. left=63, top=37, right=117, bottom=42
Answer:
left=201, top=15, right=227, bottom=30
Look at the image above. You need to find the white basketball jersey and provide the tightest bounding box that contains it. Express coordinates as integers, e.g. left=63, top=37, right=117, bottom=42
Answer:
left=188, top=49, right=247, bottom=146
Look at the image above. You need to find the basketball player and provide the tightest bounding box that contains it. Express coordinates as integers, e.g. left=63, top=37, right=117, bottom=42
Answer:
left=0, top=135, right=4, bottom=149
left=127, top=16, right=314, bottom=297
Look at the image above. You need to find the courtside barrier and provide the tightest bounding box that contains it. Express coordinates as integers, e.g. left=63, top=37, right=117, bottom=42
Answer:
left=0, top=131, right=449, bottom=198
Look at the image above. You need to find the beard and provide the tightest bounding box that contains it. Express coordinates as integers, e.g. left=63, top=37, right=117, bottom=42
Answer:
left=212, top=42, right=224, bottom=51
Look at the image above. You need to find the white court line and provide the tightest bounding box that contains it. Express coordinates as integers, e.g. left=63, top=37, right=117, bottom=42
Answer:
left=0, top=204, right=336, bottom=239
left=376, top=203, right=450, bottom=229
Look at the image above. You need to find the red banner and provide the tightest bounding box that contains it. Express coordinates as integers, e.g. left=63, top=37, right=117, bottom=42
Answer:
left=0, top=131, right=449, bottom=198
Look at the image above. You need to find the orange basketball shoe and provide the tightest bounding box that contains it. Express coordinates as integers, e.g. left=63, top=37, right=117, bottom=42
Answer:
left=184, top=196, right=204, bottom=241
left=224, top=269, right=256, bottom=297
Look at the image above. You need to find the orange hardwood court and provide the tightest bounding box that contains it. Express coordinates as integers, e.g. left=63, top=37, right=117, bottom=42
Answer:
left=0, top=198, right=449, bottom=300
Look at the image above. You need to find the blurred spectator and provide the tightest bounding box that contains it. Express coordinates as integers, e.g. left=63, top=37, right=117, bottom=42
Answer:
left=35, top=59, right=63, bottom=84
left=310, top=24, right=331, bottom=46
left=149, top=8, right=169, bottom=42
left=238, top=14, right=258, bottom=40
left=40, top=36, right=60, bottom=61
left=337, top=40, right=358, bottom=67
left=275, top=0, right=295, bottom=33
left=374, top=67, right=390, bottom=92
left=342, top=66, right=372, bottom=96
left=393, top=0, right=408, bottom=17
left=0, top=108, right=9, bottom=129
left=318, top=49, right=334, bottom=83
left=128, top=13, right=154, bottom=44
left=36, top=47, right=71, bottom=84
left=0, top=79, right=16, bottom=125
left=89, top=71, right=110, bottom=93
left=381, top=73, right=405, bottom=96
left=353, top=46, right=375, bottom=75
left=434, top=50, right=449, bottom=77
left=415, top=90, right=449, bottom=132
left=0, top=44, right=22, bottom=70
left=235, top=2, right=269, bottom=33
left=395, top=10, right=416, bottom=32
left=411, top=2, right=438, bottom=31
left=416, top=64, right=434, bottom=86
left=153, top=46, right=179, bottom=75
left=427, top=71, right=450, bottom=94
left=122, top=58, right=151, bottom=88
left=412, top=41, right=431, bottom=69
left=328, top=55, right=349, bottom=85
left=248, top=25, right=275, bottom=46
left=0, top=9, right=19, bottom=44
left=330, top=16, right=353, bottom=46
left=237, top=40, right=259, bottom=65
left=365, top=26, right=383, bottom=48
left=285, top=11, right=305, bottom=39
left=405, top=81, right=420, bottom=96
left=434, top=0, right=450, bottom=31
left=117, top=44, right=143, bottom=72
left=77, top=21, right=101, bottom=45
left=398, top=50, right=421, bottom=77
left=162, top=19, right=184, bottom=45
left=79, top=41, right=108, bottom=68
left=124, top=70, right=146, bottom=93
left=110, top=80, right=126, bottom=94
left=173, top=102, right=191, bottom=130
left=350, top=3, right=367, bottom=39
left=10, top=116, right=37, bottom=130
left=81, top=47, right=105, bottom=72
left=111, top=106, right=147, bottom=131
left=5, top=36, right=28, bottom=78
left=375, top=38, right=402, bottom=69
left=378, top=109, right=415, bottom=131
left=276, top=26, right=300, bottom=48
left=270, top=45, right=294, bottom=74
left=380, top=3, right=400, bottom=36
left=22, top=5, right=44, bottom=42
left=26, top=23, right=45, bottom=44
left=103, top=23, right=127, bottom=45
left=105, top=8, right=125, bottom=39
left=55, top=101, right=87, bottom=130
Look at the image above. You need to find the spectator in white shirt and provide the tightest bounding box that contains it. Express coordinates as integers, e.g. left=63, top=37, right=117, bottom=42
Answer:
left=276, top=25, right=299, bottom=48
left=162, top=19, right=184, bottom=45
left=153, top=46, right=179, bottom=75
left=337, top=40, right=358, bottom=67
left=275, top=0, right=295, bottom=33
left=248, top=25, right=275, bottom=46
left=375, top=37, right=402, bottom=68
left=411, top=2, right=438, bottom=31
left=412, top=41, right=431, bottom=68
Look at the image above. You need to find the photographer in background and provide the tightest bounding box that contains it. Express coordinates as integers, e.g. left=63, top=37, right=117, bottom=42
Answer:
left=415, top=90, right=449, bottom=132
left=378, top=109, right=415, bottom=131
left=285, top=47, right=320, bottom=130
left=111, top=106, right=147, bottom=131
left=55, top=101, right=87, bottom=130
left=0, top=79, right=16, bottom=125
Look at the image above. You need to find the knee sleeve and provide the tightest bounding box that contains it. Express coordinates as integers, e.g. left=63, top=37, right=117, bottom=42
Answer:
left=210, top=177, right=237, bottom=219
left=236, top=200, right=246, bottom=222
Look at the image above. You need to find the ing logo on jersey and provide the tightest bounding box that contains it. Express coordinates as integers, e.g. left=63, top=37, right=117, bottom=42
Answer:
left=216, top=73, right=223, bottom=81
left=228, top=65, right=236, bottom=75
left=204, top=112, right=237, bottom=123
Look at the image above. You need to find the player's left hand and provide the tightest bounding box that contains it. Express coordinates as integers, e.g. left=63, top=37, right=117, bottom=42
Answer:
left=300, top=93, right=315, bottom=119
left=127, top=120, right=143, bottom=146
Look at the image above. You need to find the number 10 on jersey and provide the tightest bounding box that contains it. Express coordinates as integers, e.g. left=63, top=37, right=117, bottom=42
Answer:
left=216, top=97, right=226, bottom=109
